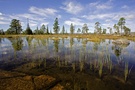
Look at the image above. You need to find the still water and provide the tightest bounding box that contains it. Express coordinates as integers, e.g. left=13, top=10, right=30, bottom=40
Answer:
left=0, top=36, right=135, bottom=90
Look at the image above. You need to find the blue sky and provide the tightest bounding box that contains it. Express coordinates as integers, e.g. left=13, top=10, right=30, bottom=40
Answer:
left=0, top=0, right=135, bottom=33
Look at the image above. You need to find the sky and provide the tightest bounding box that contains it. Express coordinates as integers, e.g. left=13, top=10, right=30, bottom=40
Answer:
left=0, top=0, right=135, bottom=33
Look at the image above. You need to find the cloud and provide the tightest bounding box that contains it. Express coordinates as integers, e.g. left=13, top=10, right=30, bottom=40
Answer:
left=82, top=10, right=135, bottom=32
left=60, top=1, right=83, bottom=14
left=82, top=14, right=113, bottom=20
left=0, top=13, right=11, bottom=24
left=0, top=12, right=2, bottom=15
left=96, top=4, right=112, bottom=10
left=0, top=16, right=4, bottom=20
left=89, top=2, right=99, bottom=7
left=0, top=21, right=9, bottom=24
left=40, top=22, right=49, bottom=26
left=89, top=1, right=112, bottom=10
left=121, top=5, right=129, bottom=9
left=112, top=12, right=135, bottom=20
left=82, top=11, right=135, bottom=21
left=15, top=13, right=44, bottom=21
left=29, top=6, right=58, bottom=17
left=64, top=18, right=84, bottom=26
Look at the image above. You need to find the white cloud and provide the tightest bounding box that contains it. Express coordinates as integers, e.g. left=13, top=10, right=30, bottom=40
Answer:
left=0, top=14, right=11, bottom=25
left=82, top=11, right=135, bottom=21
left=29, top=23, right=37, bottom=27
left=89, top=2, right=99, bottom=7
left=60, top=1, right=83, bottom=14
left=64, top=18, right=84, bottom=26
left=112, top=12, right=135, bottom=20
left=16, top=13, right=44, bottom=21
left=57, top=15, right=62, bottom=19
left=82, top=14, right=112, bottom=20
left=121, top=5, right=129, bottom=9
left=0, top=12, right=2, bottom=15
left=89, top=1, right=112, bottom=10
left=96, top=4, right=112, bottom=10
left=40, top=22, right=49, bottom=26
left=6, top=8, right=54, bottom=29
left=0, top=16, right=4, bottom=20
left=0, top=21, right=9, bottom=24
left=9, top=15, right=20, bottom=20
left=29, top=6, right=58, bottom=17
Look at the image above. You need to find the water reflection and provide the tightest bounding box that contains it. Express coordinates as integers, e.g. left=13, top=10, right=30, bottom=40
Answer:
left=70, top=37, right=74, bottom=49
left=53, top=38, right=60, bottom=52
left=8, top=37, right=23, bottom=51
left=0, top=38, right=1, bottom=44
left=26, top=37, right=33, bottom=49
left=112, top=45, right=122, bottom=57
left=0, top=37, right=135, bottom=89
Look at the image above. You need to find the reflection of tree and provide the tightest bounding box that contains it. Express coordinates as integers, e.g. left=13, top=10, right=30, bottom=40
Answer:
left=77, top=38, right=81, bottom=42
left=114, top=46, right=122, bottom=57
left=53, top=39, right=60, bottom=52
left=40, top=38, right=47, bottom=46
left=112, top=43, right=130, bottom=57
left=26, top=37, right=33, bottom=48
left=70, top=38, right=74, bottom=49
left=108, top=40, right=111, bottom=44
left=62, top=38, right=65, bottom=46
left=0, top=38, right=2, bottom=44
left=8, top=37, right=23, bottom=51
left=82, top=39, right=87, bottom=48
left=93, top=42, right=99, bottom=52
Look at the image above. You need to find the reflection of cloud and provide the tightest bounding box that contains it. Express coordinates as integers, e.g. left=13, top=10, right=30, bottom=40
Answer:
left=1, top=44, right=10, bottom=47
left=3, top=51, right=7, bottom=54
left=65, top=44, right=70, bottom=48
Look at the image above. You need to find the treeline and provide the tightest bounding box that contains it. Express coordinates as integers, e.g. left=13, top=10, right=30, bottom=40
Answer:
left=0, top=17, right=131, bottom=36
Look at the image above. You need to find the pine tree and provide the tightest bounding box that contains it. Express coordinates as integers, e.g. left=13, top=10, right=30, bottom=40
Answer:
left=46, top=25, right=49, bottom=34
left=70, top=23, right=74, bottom=34
left=62, top=25, right=65, bottom=34
left=9, top=19, right=22, bottom=34
left=25, top=18, right=32, bottom=35
left=40, top=24, right=46, bottom=34
left=53, top=18, right=59, bottom=34
left=77, top=28, right=81, bottom=33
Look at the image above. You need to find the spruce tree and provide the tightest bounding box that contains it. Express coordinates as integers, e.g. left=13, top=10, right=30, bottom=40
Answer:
left=53, top=18, right=59, bottom=34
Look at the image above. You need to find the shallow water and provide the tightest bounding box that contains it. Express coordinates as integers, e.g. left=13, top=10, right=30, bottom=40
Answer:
left=0, top=36, right=135, bottom=90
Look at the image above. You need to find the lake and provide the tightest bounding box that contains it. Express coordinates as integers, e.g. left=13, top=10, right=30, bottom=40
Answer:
left=0, top=36, right=135, bottom=90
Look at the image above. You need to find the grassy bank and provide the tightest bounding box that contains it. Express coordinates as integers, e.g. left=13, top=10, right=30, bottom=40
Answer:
left=0, top=34, right=135, bottom=41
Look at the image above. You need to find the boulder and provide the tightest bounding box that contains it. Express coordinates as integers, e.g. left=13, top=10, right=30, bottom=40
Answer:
left=0, top=70, right=63, bottom=90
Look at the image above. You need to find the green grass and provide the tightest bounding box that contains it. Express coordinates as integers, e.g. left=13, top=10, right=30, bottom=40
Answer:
left=124, top=62, right=128, bottom=82
left=1, top=34, right=135, bottom=40
left=72, top=63, right=76, bottom=72
left=79, top=61, right=84, bottom=72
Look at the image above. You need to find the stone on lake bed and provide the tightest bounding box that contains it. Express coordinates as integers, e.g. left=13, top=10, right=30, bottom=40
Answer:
left=0, top=70, right=63, bottom=90
left=112, top=39, right=130, bottom=45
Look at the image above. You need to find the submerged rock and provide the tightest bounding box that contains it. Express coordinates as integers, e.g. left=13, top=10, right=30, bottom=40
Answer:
left=112, top=39, right=130, bottom=45
left=0, top=70, right=63, bottom=90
